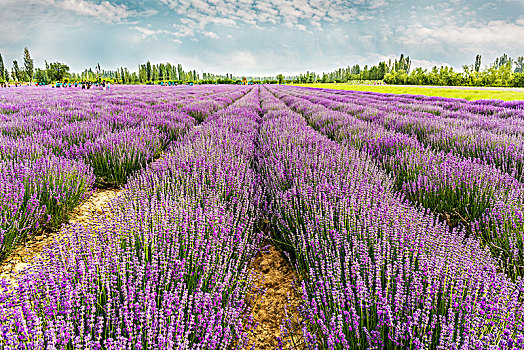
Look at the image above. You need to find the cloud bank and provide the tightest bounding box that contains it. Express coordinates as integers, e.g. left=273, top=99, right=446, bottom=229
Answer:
left=0, top=0, right=522, bottom=75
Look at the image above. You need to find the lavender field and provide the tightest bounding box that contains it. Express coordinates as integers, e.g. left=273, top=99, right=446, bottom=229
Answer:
left=1, top=85, right=523, bottom=349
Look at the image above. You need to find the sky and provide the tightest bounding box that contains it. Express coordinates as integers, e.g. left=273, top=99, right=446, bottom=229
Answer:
left=0, top=0, right=523, bottom=76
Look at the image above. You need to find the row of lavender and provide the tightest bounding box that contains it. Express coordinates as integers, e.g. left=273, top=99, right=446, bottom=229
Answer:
left=311, top=88, right=524, bottom=134
left=269, top=85, right=524, bottom=278
left=258, top=86, right=524, bottom=348
left=0, top=86, right=266, bottom=348
left=0, top=85, right=249, bottom=260
left=292, top=86, right=524, bottom=178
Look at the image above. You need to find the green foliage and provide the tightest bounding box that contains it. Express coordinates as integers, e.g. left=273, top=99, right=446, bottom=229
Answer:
left=298, top=53, right=523, bottom=88
left=0, top=53, right=4, bottom=82
left=515, top=56, right=524, bottom=74
left=34, top=68, right=49, bottom=84
left=11, top=60, right=22, bottom=82
left=23, top=47, right=34, bottom=83
left=381, top=54, right=524, bottom=87
left=384, top=63, right=524, bottom=87
left=493, top=53, right=512, bottom=69
left=474, top=54, right=482, bottom=72
left=47, top=61, right=70, bottom=82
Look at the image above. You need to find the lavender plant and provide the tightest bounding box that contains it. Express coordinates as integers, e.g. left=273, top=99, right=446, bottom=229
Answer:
left=0, top=156, right=94, bottom=259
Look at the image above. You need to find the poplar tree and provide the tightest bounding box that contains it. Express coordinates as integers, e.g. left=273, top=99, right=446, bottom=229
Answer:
left=12, top=60, right=21, bottom=81
left=0, top=53, right=4, bottom=81
left=515, top=57, right=524, bottom=74
left=23, top=47, right=34, bottom=83
left=474, top=54, right=482, bottom=72
left=146, top=61, right=152, bottom=81
left=177, top=64, right=183, bottom=81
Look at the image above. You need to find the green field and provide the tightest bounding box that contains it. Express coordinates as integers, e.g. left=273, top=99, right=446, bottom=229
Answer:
left=292, top=83, right=524, bottom=101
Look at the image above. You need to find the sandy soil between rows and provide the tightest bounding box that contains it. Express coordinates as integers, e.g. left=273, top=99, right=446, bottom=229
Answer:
left=0, top=188, right=122, bottom=282
left=244, top=243, right=305, bottom=349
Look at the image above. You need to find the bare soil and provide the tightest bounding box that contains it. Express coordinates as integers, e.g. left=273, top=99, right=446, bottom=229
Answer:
left=244, top=243, right=305, bottom=349
left=0, top=188, right=122, bottom=282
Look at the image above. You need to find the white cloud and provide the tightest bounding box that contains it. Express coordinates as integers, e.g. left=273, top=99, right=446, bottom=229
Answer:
left=230, top=51, right=258, bottom=71
left=203, top=31, right=219, bottom=39
left=395, top=18, right=524, bottom=53
left=160, top=0, right=392, bottom=36
left=131, top=25, right=191, bottom=44
left=0, top=0, right=151, bottom=25
left=132, top=26, right=171, bottom=38
left=57, top=0, right=135, bottom=23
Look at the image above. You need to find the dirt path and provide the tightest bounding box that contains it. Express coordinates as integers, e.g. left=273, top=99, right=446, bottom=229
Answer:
left=0, top=188, right=122, bottom=282
left=244, top=243, right=305, bottom=349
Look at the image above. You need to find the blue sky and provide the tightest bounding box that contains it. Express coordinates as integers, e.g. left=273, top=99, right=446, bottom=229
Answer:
left=0, top=0, right=523, bottom=76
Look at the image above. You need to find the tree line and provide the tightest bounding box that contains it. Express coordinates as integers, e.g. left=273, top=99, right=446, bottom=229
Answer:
left=0, top=48, right=35, bottom=84
left=285, top=54, right=524, bottom=87
left=383, top=54, right=524, bottom=87
left=283, top=54, right=412, bottom=84
left=2, top=48, right=522, bottom=87
left=0, top=48, right=277, bottom=85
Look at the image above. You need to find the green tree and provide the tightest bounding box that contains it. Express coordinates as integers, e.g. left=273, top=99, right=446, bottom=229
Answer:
left=146, top=61, right=152, bottom=81
left=23, top=47, right=34, bottom=84
left=47, top=62, right=70, bottom=81
left=34, top=68, right=49, bottom=84
left=394, top=54, right=411, bottom=74
left=12, top=60, right=21, bottom=81
left=515, top=56, right=524, bottom=74
left=276, top=74, right=284, bottom=84
left=377, top=61, right=387, bottom=79
left=493, top=54, right=511, bottom=69
left=138, top=64, right=147, bottom=83
left=474, top=54, right=482, bottom=72
left=177, top=64, right=183, bottom=81
left=0, top=53, right=4, bottom=82
left=96, top=63, right=101, bottom=82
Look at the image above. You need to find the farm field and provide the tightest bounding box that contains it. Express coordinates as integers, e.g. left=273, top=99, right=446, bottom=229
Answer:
left=294, top=83, right=524, bottom=101
left=1, top=84, right=524, bottom=349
